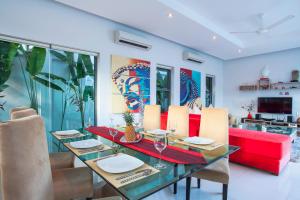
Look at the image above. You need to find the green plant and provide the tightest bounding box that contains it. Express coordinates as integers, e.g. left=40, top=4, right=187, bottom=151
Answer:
left=122, top=111, right=134, bottom=126
left=40, top=50, right=94, bottom=129
left=17, top=45, right=64, bottom=112
left=0, top=41, right=19, bottom=111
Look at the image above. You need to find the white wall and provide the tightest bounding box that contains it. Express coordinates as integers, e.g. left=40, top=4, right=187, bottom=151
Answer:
left=224, top=48, right=300, bottom=121
left=0, top=0, right=224, bottom=125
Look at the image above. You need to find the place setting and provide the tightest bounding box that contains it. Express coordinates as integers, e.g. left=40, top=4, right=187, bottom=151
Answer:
left=86, top=153, right=159, bottom=188
left=142, top=129, right=169, bottom=137
left=174, top=136, right=224, bottom=151
left=64, top=138, right=112, bottom=156
left=142, top=123, right=177, bottom=138
left=52, top=129, right=85, bottom=140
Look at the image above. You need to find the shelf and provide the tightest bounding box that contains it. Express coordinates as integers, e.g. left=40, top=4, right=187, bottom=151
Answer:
left=239, top=81, right=300, bottom=91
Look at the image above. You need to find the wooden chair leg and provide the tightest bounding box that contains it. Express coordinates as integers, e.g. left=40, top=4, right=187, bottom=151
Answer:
left=197, top=178, right=201, bottom=188
left=223, top=184, right=228, bottom=200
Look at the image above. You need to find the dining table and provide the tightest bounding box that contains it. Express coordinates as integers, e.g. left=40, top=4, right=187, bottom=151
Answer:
left=51, top=127, right=239, bottom=200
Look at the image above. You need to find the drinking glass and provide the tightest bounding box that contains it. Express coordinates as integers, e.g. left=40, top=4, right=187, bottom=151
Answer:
left=153, top=134, right=167, bottom=169
left=109, top=117, right=114, bottom=126
left=168, top=122, right=177, bottom=145
left=110, top=127, right=118, bottom=142
left=169, top=122, right=177, bottom=135
left=85, top=117, right=93, bottom=128
left=134, top=122, right=143, bottom=133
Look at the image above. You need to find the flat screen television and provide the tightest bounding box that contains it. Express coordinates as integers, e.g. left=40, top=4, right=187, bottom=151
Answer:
left=257, top=97, right=292, bottom=114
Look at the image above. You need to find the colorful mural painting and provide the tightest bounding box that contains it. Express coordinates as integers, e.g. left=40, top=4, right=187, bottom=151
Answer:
left=180, top=68, right=202, bottom=113
left=111, top=55, right=150, bottom=113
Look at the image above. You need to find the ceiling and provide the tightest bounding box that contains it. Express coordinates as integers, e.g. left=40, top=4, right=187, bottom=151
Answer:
left=55, top=0, right=300, bottom=60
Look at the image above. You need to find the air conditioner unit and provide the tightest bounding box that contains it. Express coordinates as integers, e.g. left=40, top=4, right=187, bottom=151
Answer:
left=183, top=51, right=204, bottom=64
left=114, top=30, right=152, bottom=50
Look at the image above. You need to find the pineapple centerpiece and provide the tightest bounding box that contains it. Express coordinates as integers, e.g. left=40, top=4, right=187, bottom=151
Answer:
left=122, top=111, right=136, bottom=142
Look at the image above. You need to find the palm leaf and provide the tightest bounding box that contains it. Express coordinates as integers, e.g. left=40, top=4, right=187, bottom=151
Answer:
left=0, top=41, right=19, bottom=85
left=81, top=54, right=94, bottom=76
left=50, top=50, right=67, bottom=62
left=64, top=51, right=79, bottom=86
left=33, top=76, right=64, bottom=92
left=26, top=47, right=46, bottom=76
left=76, top=54, right=86, bottom=79
left=38, top=72, right=67, bottom=85
left=0, top=84, right=9, bottom=93
left=83, top=86, right=94, bottom=102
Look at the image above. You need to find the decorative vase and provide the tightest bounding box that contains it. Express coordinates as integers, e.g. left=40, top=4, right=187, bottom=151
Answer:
left=247, top=112, right=253, bottom=119
left=292, top=70, right=299, bottom=82
left=125, top=125, right=136, bottom=142
left=261, top=66, right=270, bottom=78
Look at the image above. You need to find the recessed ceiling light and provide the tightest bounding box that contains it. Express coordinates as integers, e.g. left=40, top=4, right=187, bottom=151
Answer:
left=212, top=35, right=217, bottom=40
left=168, top=13, right=173, bottom=18
left=238, top=49, right=242, bottom=53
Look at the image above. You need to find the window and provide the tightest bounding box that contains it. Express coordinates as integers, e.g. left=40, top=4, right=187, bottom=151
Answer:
left=205, top=75, right=215, bottom=107
left=0, top=39, right=97, bottom=152
left=156, top=67, right=171, bottom=112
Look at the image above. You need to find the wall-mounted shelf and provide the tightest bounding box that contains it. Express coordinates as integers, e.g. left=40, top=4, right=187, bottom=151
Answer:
left=239, top=81, right=300, bottom=91
left=271, top=82, right=300, bottom=90
left=239, top=85, right=257, bottom=91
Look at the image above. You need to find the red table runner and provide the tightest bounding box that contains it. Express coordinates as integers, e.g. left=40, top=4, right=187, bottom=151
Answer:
left=86, top=126, right=207, bottom=165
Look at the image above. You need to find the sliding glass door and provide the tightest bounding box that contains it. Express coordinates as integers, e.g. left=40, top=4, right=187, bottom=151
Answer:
left=0, top=40, right=97, bottom=152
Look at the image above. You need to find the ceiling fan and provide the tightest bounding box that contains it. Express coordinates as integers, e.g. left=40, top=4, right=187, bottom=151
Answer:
left=230, top=14, right=295, bottom=35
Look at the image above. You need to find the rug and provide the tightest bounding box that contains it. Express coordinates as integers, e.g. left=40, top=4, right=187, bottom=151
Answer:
left=291, top=136, right=300, bottom=163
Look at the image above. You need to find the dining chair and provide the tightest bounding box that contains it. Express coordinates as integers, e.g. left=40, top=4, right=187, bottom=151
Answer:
left=9, top=106, right=29, bottom=114
left=10, top=107, right=37, bottom=119
left=167, top=105, right=189, bottom=137
left=0, top=115, right=94, bottom=200
left=192, top=108, right=230, bottom=200
left=167, top=105, right=189, bottom=194
left=10, top=107, right=75, bottom=170
left=143, top=105, right=161, bottom=131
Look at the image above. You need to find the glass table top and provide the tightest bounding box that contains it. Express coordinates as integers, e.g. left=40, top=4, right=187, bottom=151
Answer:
left=240, top=123, right=297, bottom=137
left=51, top=129, right=239, bottom=200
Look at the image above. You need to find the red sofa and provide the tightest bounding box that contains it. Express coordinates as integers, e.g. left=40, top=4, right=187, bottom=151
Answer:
left=161, top=113, right=291, bottom=175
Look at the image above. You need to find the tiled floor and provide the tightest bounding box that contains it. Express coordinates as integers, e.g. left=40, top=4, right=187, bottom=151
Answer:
left=143, top=162, right=300, bottom=200
left=76, top=158, right=300, bottom=200
left=1, top=161, right=299, bottom=200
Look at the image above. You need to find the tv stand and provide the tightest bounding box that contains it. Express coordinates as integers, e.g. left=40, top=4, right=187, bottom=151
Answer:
left=241, top=118, right=300, bottom=128
left=261, top=118, right=275, bottom=122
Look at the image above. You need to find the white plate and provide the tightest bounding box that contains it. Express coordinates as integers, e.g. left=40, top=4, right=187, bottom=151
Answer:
left=70, top=139, right=103, bottom=149
left=147, top=129, right=167, bottom=135
left=54, top=129, right=80, bottom=136
left=183, top=137, right=214, bottom=145
left=97, top=153, right=144, bottom=174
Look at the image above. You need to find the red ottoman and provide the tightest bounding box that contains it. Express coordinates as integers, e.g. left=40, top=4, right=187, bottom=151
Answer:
left=229, top=128, right=291, bottom=175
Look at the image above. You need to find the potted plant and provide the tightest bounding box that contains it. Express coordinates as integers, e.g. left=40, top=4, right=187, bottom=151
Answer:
left=122, top=110, right=136, bottom=142
left=241, top=101, right=255, bottom=119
